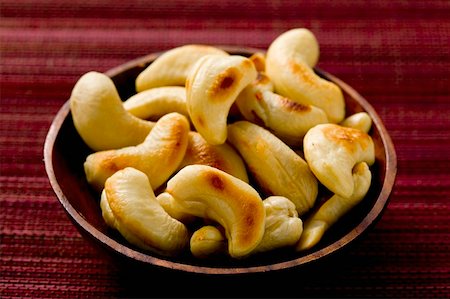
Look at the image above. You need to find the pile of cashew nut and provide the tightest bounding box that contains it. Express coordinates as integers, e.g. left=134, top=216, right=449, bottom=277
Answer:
left=69, top=28, right=375, bottom=259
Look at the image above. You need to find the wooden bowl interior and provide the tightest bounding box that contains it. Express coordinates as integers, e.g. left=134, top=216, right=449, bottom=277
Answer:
left=44, top=47, right=396, bottom=274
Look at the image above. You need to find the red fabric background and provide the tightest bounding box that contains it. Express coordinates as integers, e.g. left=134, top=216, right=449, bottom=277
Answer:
left=1, top=1, right=449, bottom=298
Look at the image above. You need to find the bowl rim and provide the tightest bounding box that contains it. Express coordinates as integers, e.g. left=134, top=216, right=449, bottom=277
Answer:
left=44, top=46, right=397, bottom=274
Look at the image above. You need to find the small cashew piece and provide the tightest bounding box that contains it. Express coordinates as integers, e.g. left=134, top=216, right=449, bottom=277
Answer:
left=186, top=54, right=258, bottom=145
left=303, top=123, right=375, bottom=198
left=227, top=121, right=318, bottom=215
left=340, top=112, right=372, bottom=133
left=136, top=45, right=229, bottom=92
left=254, top=196, right=303, bottom=253
left=156, top=192, right=196, bottom=224
left=190, top=225, right=227, bottom=259
left=84, top=112, right=189, bottom=192
left=178, top=131, right=249, bottom=183
left=70, top=71, right=154, bottom=151
left=100, top=167, right=189, bottom=256
left=266, top=28, right=345, bottom=123
left=165, top=165, right=266, bottom=258
left=296, top=162, right=372, bottom=251
left=123, top=86, right=189, bottom=121
left=236, top=88, right=329, bottom=147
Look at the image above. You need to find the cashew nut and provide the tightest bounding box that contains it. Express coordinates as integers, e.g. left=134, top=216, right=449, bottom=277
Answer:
left=190, top=225, right=227, bottom=259
left=340, top=112, right=372, bottom=133
left=136, top=45, right=229, bottom=92
left=248, top=52, right=266, bottom=72
left=296, top=162, right=372, bottom=251
left=178, top=131, right=249, bottom=183
left=123, top=86, right=189, bottom=121
left=227, top=121, right=318, bottom=215
left=165, top=165, right=266, bottom=258
left=100, top=167, right=189, bottom=256
left=186, top=54, right=257, bottom=145
left=266, top=28, right=345, bottom=123
left=303, top=123, right=375, bottom=198
left=236, top=88, right=329, bottom=147
left=156, top=192, right=196, bottom=224
left=84, top=112, right=189, bottom=192
left=69, top=71, right=154, bottom=151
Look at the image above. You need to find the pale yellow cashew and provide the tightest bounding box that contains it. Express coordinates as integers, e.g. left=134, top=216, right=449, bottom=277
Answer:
left=84, top=112, right=190, bottom=192
left=236, top=88, right=329, bottom=147
left=340, top=112, right=372, bottom=133
left=296, top=162, right=372, bottom=251
left=123, top=86, right=189, bottom=121
left=165, top=165, right=266, bottom=258
left=254, top=196, right=303, bottom=253
left=227, top=121, right=318, bottom=215
left=178, top=131, right=249, bottom=183
left=186, top=54, right=258, bottom=145
left=100, top=167, right=189, bottom=256
left=69, top=71, right=154, bottom=151
left=190, top=225, right=227, bottom=259
left=303, top=123, right=375, bottom=198
left=136, top=44, right=229, bottom=92
left=156, top=192, right=196, bottom=224
left=266, top=28, right=345, bottom=123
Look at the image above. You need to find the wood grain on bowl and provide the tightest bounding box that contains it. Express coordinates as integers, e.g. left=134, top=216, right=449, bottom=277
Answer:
left=44, top=46, right=397, bottom=274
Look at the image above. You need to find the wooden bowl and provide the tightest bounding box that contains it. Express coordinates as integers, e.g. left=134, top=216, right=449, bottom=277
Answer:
left=44, top=46, right=397, bottom=274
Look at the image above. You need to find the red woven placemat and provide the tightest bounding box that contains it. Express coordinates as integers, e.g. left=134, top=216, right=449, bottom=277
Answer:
left=1, top=1, right=449, bottom=298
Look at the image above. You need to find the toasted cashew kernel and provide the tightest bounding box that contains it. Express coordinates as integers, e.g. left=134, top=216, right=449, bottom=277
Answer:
left=340, top=112, right=372, bottom=133
left=248, top=52, right=267, bottom=72
left=303, top=124, right=375, bottom=198
left=156, top=192, right=196, bottom=224
left=227, top=121, right=318, bottom=215
left=296, top=162, right=372, bottom=251
left=101, top=167, right=189, bottom=256
left=178, top=132, right=249, bottom=183
left=236, top=89, right=329, bottom=147
left=266, top=28, right=345, bottom=123
left=136, top=45, right=229, bottom=92
left=165, top=165, right=266, bottom=258
left=254, top=196, right=303, bottom=253
left=123, top=86, right=189, bottom=121
left=190, top=225, right=227, bottom=259
left=70, top=71, right=154, bottom=151
left=84, top=112, right=189, bottom=192
left=186, top=54, right=258, bottom=145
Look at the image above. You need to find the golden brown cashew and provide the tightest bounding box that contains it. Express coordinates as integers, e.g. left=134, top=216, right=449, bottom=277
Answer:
left=190, top=225, right=227, bottom=258
left=236, top=89, right=329, bottom=147
left=186, top=54, right=258, bottom=145
left=303, top=123, right=375, bottom=198
left=136, top=45, right=229, bottom=92
left=266, top=28, right=345, bottom=123
left=123, top=86, right=189, bottom=121
left=227, top=121, right=318, bottom=215
left=69, top=71, right=154, bottom=151
left=296, top=162, right=372, bottom=251
left=84, top=112, right=189, bottom=192
left=101, top=167, right=189, bottom=256
left=178, top=132, right=249, bottom=183
left=340, top=112, right=372, bottom=133
left=165, top=165, right=266, bottom=258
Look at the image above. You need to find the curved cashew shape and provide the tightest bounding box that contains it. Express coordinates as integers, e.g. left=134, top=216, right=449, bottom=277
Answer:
left=84, top=112, right=189, bottom=192
left=296, top=162, right=372, bottom=251
left=340, top=112, right=372, bottom=133
left=136, top=45, right=229, bottom=92
left=248, top=52, right=267, bottom=72
left=236, top=88, right=329, bottom=147
left=100, top=167, right=189, bottom=256
left=190, top=225, right=227, bottom=259
left=156, top=192, right=196, bottom=224
left=178, top=132, right=249, bottom=183
left=303, top=123, right=375, bottom=198
left=227, top=121, right=318, bottom=215
left=165, top=165, right=266, bottom=258
left=69, top=71, right=154, bottom=151
left=123, top=86, right=189, bottom=121
left=254, top=196, right=303, bottom=253
left=186, top=54, right=258, bottom=145
left=266, top=28, right=345, bottom=123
